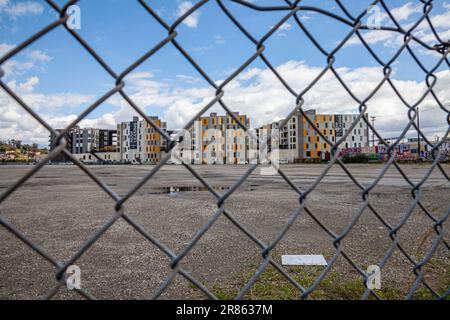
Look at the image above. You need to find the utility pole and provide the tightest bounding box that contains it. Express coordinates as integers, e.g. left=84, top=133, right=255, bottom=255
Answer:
left=417, top=107, right=421, bottom=159
left=370, top=116, right=376, bottom=147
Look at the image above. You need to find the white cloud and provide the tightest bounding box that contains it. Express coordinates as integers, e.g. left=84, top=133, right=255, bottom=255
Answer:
left=388, top=2, right=421, bottom=22
left=0, top=43, right=53, bottom=78
left=26, top=50, right=52, bottom=63
left=214, top=35, right=225, bottom=45
left=176, top=74, right=201, bottom=84
left=176, top=1, right=201, bottom=28
left=345, top=30, right=401, bottom=47
left=0, top=76, right=95, bottom=145
left=191, top=44, right=213, bottom=54
left=5, top=76, right=94, bottom=111
left=0, top=42, right=15, bottom=55
left=109, top=61, right=450, bottom=140
left=275, top=22, right=292, bottom=37
left=279, top=22, right=292, bottom=32
left=0, top=0, right=44, bottom=19
left=2, top=61, right=449, bottom=146
left=347, top=8, right=450, bottom=48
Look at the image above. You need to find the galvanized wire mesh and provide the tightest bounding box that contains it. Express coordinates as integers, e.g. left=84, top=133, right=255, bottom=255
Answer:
left=0, top=0, right=449, bottom=300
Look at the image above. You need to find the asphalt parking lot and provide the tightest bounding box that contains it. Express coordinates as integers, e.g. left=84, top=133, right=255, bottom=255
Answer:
left=0, top=163, right=449, bottom=299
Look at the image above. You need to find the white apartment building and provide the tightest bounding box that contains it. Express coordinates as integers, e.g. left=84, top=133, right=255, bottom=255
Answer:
left=188, top=112, right=250, bottom=165
left=335, top=114, right=369, bottom=149
left=117, top=116, right=167, bottom=164
left=255, top=109, right=370, bottom=163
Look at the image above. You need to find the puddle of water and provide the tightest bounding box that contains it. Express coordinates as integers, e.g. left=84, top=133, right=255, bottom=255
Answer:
left=149, top=186, right=229, bottom=195
left=145, top=184, right=291, bottom=195
left=35, top=176, right=63, bottom=179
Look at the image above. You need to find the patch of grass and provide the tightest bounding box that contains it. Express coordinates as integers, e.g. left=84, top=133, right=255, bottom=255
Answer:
left=208, top=264, right=448, bottom=300
left=213, top=285, right=235, bottom=300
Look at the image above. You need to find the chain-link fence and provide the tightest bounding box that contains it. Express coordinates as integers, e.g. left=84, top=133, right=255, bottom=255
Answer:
left=0, top=0, right=449, bottom=300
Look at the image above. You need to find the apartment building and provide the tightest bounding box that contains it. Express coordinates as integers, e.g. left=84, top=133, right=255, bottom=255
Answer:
left=70, top=128, right=100, bottom=154
left=252, top=122, right=278, bottom=164
left=49, top=127, right=116, bottom=155
left=299, top=110, right=337, bottom=161
left=117, top=116, right=167, bottom=164
left=49, top=128, right=76, bottom=162
left=189, top=112, right=250, bottom=164
left=263, top=109, right=369, bottom=163
left=50, top=126, right=118, bottom=162
left=117, top=117, right=142, bottom=163
left=99, top=129, right=118, bottom=151
left=50, top=111, right=369, bottom=165
left=335, top=114, right=370, bottom=149
left=143, top=117, right=166, bottom=164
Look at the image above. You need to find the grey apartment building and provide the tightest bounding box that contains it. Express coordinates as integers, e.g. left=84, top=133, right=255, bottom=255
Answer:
left=117, top=116, right=167, bottom=164
left=49, top=126, right=117, bottom=162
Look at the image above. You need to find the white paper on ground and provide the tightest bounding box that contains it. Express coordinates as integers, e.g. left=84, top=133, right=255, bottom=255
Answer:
left=281, top=255, right=328, bottom=266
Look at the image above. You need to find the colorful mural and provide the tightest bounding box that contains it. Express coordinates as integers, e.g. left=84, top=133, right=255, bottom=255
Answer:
left=337, top=142, right=450, bottom=162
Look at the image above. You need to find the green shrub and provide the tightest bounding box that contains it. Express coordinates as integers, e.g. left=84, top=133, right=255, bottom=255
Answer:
left=342, top=153, right=369, bottom=163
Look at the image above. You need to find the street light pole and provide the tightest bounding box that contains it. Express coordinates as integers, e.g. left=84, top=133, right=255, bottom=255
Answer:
left=370, top=116, right=376, bottom=147
left=417, top=107, right=421, bottom=159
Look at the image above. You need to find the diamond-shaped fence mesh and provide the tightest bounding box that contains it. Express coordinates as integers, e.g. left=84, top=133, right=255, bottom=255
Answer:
left=0, top=0, right=449, bottom=300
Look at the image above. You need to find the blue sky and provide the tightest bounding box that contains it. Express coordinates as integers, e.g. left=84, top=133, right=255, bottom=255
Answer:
left=0, top=0, right=449, bottom=146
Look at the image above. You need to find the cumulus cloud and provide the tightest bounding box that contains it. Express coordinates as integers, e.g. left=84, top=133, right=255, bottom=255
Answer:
left=388, top=2, right=421, bottom=22
left=176, top=1, right=201, bottom=28
left=26, top=50, right=52, bottom=63
left=1, top=60, right=449, bottom=146
left=275, top=22, right=292, bottom=37
left=279, top=22, right=292, bottom=31
left=0, top=76, right=94, bottom=145
left=176, top=74, right=202, bottom=84
left=347, top=5, right=450, bottom=48
left=106, top=61, right=450, bottom=139
left=0, top=43, right=53, bottom=78
left=0, top=0, right=44, bottom=19
left=0, top=42, right=14, bottom=55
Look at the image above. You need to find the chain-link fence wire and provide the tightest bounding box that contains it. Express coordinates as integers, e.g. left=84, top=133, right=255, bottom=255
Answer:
left=0, top=0, right=449, bottom=300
